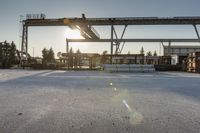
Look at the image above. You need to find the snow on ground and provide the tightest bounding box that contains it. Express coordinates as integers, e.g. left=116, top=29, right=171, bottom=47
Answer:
left=0, top=70, right=200, bottom=133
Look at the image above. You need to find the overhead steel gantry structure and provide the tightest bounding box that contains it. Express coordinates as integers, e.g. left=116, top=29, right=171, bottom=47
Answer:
left=21, top=14, right=200, bottom=64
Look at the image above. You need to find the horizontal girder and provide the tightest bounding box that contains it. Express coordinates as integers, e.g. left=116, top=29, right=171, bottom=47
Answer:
left=66, top=38, right=200, bottom=43
left=24, top=17, right=200, bottom=26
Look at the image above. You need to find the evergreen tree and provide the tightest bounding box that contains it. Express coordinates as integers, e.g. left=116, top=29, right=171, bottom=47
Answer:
left=74, top=52, right=78, bottom=69
left=153, top=50, right=158, bottom=56
left=140, top=47, right=144, bottom=54
left=101, top=50, right=108, bottom=64
left=76, top=49, right=81, bottom=68
left=42, top=48, right=48, bottom=64
left=57, top=51, right=62, bottom=62
left=48, top=48, right=55, bottom=62
left=42, top=47, right=55, bottom=64
left=146, top=51, right=152, bottom=56
left=57, top=52, right=62, bottom=58
left=9, top=41, right=17, bottom=64
left=0, top=43, right=3, bottom=65
left=0, top=41, right=17, bottom=68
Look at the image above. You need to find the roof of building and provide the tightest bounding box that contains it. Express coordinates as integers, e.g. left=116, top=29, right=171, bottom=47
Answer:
left=163, top=45, right=200, bottom=49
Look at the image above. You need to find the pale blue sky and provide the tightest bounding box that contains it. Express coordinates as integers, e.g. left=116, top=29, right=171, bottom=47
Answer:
left=0, top=0, right=200, bottom=57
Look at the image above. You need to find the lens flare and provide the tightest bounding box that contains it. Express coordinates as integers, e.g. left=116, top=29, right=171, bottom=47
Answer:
left=65, top=28, right=83, bottom=39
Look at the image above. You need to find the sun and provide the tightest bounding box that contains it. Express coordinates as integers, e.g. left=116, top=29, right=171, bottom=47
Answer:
left=65, top=28, right=83, bottom=39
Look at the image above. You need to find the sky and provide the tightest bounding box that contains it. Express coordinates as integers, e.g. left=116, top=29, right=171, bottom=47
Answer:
left=0, top=0, right=200, bottom=57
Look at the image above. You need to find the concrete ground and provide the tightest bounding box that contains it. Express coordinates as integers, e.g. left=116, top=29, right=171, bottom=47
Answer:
left=0, top=69, right=200, bottom=133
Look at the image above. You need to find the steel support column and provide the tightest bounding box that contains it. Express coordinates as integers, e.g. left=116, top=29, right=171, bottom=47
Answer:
left=66, top=40, right=69, bottom=53
left=110, top=25, right=127, bottom=63
left=66, top=39, right=70, bottom=68
left=20, top=24, right=28, bottom=66
left=110, top=25, right=114, bottom=64
left=117, top=25, right=127, bottom=53
left=25, top=26, right=28, bottom=55
left=160, top=42, right=164, bottom=56
left=193, top=24, right=200, bottom=40
left=168, top=41, right=171, bottom=56
left=113, top=25, right=128, bottom=54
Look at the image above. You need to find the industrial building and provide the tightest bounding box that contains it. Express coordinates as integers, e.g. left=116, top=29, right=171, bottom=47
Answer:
left=163, top=45, right=200, bottom=56
left=163, top=45, right=200, bottom=65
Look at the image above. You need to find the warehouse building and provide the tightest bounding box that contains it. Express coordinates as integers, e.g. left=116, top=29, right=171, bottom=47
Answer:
left=163, top=45, right=200, bottom=56
left=163, top=45, right=200, bottom=65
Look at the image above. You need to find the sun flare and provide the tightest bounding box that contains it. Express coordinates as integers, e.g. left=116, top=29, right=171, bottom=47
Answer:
left=65, top=28, right=83, bottom=39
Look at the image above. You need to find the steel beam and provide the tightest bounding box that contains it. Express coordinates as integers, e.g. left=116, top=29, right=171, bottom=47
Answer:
left=117, top=25, right=127, bottom=53
left=108, top=25, right=128, bottom=54
left=66, top=38, right=200, bottom=43
left=25, top=17, right=200, bottom=26
left=119, top=41, right=126, bottom=53
left=193, top=24, right=200, bottom=40
left=21, top=15, right=200, bottom=65
left=66, top=40, right=69, bottom=53
left=25, top=26, right=28, bottom=55
left=20, top=24, right=29, bottom=67
left=110, top=25, right=114, bottom=63
left=21, top=25, right=28, bottom=59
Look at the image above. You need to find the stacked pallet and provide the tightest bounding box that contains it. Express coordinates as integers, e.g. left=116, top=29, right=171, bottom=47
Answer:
left=103, top=64, right=155, bottom=72
left=187, top=52, right=200, bottom=73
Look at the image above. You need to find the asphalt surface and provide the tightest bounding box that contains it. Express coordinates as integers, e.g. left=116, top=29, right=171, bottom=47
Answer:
left=0, top=70, right=200, bottom=133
